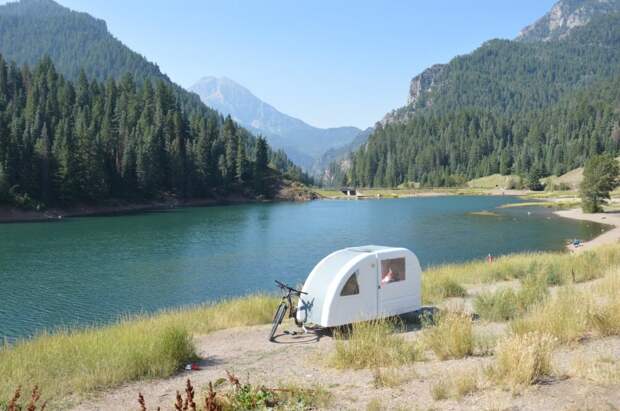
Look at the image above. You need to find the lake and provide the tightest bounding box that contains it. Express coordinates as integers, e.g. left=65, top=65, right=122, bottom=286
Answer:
left=0, top=196, right=606, bottom=341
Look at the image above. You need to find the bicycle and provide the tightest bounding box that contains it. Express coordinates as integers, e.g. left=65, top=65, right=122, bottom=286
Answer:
left=269, top=280, right=307, bottom=341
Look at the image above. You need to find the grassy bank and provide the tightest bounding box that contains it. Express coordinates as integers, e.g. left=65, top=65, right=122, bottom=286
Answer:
left=422, top=245, right=620, bottom=303
left=4, top=246, right=620, bottom=407
left=0, top=295, right=279, bottom=406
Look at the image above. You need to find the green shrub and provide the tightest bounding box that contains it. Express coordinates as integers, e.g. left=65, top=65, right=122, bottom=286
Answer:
left=474, top=276, right=548, bottom=322
left=474, top=288, right=518, bottom=321
left=422, top=276, right=466, bottom=304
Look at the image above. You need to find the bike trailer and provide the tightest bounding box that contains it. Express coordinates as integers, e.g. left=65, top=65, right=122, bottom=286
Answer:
left=296, top=245, right=422, bottom=327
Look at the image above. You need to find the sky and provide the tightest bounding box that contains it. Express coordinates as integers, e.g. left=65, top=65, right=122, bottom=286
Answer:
left=43, top=0, right=556, bottom=129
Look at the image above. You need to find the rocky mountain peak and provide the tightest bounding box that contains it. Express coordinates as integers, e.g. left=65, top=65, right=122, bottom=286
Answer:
left=517, top=0, right=620, bottom=42
left=407, top=64, right=445, bottom=106
left=380, top=64, right=445, bottom=126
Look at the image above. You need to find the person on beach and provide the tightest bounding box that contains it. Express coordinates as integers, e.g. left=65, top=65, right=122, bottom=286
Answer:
left=487, top=253, right=494, bottom=263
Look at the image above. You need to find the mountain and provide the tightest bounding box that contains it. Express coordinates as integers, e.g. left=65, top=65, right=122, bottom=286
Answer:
left=315, top=127, right=374, bottom=185
left=0, top=0, right=168, bottom=83
left=332, top=0, right=620, bottom=188
left=0, top=0, right=312, bottom=209
left=517, top=0, right=620, bottom=42
left=190, top=76, right=362, bottom=170
left=0, top=0, right=309, bottom=189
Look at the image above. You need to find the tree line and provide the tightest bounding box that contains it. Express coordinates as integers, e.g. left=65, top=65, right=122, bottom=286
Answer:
left=331, top=13, right=620, bottom=188
left=339, top=74, right=620, bottom=188
left=0, top=55, right=308, bottom=208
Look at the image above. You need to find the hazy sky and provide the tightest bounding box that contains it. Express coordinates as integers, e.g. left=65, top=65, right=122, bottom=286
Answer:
left=47, top=0, right=555, bottom=129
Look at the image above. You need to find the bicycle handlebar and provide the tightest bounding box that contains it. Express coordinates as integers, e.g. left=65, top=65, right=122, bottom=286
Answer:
left=275, top=280, right=307, bottom=295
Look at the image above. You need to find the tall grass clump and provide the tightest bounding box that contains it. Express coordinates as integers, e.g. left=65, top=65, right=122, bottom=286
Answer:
left=474, top=275, right=548, bottom=322
left=489, top=332, right=556, bottom=389
left=510, top=287, right=590, bottom=343
left=588, top=269, right=620, bottom=336
left=422, top=276, right=467, bottom=304
left=0, top=294, right=279, bottom=404
left=329, top=319, right=422, bottom=369
left=422, top=311, right=473, bottom=360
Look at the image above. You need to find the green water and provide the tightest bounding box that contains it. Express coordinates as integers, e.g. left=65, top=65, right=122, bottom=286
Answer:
left=0, top=196, right=606, bottom=340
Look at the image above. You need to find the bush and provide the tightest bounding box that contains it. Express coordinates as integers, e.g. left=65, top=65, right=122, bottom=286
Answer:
left=580, top=154, right=620, bottom=213
left=430, top=380, right=449, bottom=401
left=422, top=276, right=466, bottom=304
left=423, top=311, right=473, bottom=360
left=451, top=370, right=479, bottom=398
left=474, top=288, right=518, bottom=321
left=489, top=332, right=556, bottom=389
left=329, top=319, right=422, bottom=369
left=474, top=276, right=548, bottom=322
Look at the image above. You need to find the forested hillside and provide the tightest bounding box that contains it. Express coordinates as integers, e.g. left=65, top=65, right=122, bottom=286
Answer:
left=336, top=11, right=620, bottom=188
left=0, top=0, right=309, bottom=207
left=0, top=56, right=302, bottom=208
left=0, top=0, right=166, bottom=84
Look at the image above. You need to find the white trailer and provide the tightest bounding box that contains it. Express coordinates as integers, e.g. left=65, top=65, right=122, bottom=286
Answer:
left=296, top=245, right=422, bottom=327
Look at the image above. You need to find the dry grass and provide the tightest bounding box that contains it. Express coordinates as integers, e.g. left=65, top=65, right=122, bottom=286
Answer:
left=424, top=245, right=620, bottom=289
left=329, top=319, right=423, bottom=369
left=430, top=380, right=449, bottom=401
left=422, top=277, right=467, bottom=304
left=570, top=352, right=620, bottom=385
left=511, top=270, right=620, bottom=343
left=474, top=276, right=548, bottom=322
left=488, top=332, right=556, bottom=389
left=422, top=310, right=474, bottom=360
left=450, top=369, right=480, bottom=398
left=372, top=367, right=415, bottom=388
left=0, top=294, right=279, bottom=406
left=510, top=287, right=591, bottom=343
left=430, top=367, right=481, bottom=401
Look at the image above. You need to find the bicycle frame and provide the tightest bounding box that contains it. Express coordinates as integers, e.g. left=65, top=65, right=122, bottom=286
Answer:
left=269, top=280, right=307, bottom=341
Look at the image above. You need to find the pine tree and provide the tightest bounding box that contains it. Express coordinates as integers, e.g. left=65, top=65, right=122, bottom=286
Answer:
left=580, top=154, right=620, bottom=213
left=254, top=137, right=269, bottom=195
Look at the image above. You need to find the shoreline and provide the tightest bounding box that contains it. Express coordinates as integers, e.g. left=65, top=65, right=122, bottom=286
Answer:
left=0, top=184, right=319, bottom=223
left=554, top=208, right=620, bottom=252
left=0, top=197, right=262, bottom=224
left=316, top=187, right=532, bottom=200
left=0, top=187, right=526, bottom=223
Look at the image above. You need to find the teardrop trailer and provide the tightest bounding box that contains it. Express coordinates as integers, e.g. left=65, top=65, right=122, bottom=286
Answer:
left=269, top=245, right=422, bottom=341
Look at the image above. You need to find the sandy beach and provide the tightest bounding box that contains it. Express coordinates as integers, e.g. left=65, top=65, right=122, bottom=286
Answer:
left=554, top=208, right=620, bottom=252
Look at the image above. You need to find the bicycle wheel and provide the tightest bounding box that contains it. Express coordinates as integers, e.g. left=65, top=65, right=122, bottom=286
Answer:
left=269, top=302, right=287, bottom=341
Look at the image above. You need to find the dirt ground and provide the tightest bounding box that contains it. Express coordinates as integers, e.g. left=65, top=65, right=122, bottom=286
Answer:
left=69, top=282, right=620, bottom=411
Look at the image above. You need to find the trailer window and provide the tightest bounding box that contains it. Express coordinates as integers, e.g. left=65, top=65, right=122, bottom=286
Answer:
left=341, top=272, right=360, bottom=296
left=381, top=258, right=405, bottom=285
